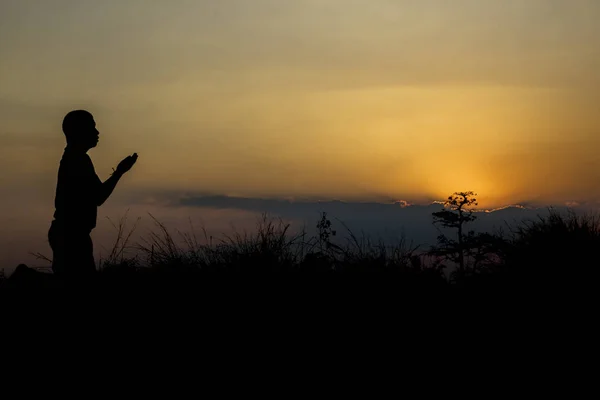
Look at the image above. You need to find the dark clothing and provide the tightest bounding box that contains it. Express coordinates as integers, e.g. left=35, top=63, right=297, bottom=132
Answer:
left=49, top=147, right=102, bottom=277
left=53, top=147, right=102, bottom=231
left=48, top=220, right=96, bottom=277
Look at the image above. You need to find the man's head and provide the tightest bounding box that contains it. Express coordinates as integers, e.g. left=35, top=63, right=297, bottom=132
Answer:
left=62, top=110, right=99, bottom=149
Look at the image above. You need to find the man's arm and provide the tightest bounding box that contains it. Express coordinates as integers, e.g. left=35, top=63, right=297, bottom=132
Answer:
left=96, top=171, right=122, bottom=206
left=95, top=153, right=138, bottom=206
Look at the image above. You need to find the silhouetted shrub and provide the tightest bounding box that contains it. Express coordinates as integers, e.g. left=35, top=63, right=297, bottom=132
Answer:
left=501, top=208, right=600, bottom=286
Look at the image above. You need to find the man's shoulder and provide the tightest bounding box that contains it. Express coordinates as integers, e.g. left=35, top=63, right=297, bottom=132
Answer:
left=60, top=150, right=94, bottom=172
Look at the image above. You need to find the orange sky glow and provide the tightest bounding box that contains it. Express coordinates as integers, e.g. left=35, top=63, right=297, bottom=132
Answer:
left=1, top=0, right=600, bottom=267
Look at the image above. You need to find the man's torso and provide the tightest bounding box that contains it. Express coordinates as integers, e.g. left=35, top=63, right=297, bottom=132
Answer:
left=53, top=148, right=102, bottom=232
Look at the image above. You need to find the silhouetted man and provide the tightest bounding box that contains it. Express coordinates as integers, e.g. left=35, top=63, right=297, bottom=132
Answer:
left=48, top=110, right=138, bottom=279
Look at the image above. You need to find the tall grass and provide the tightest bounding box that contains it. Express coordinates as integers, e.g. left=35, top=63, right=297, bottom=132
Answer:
left=502, top=208, right=600, bottom=280
left=10, top=207, right=600, bottom=290
left=98, top=211, right=434, bottom=280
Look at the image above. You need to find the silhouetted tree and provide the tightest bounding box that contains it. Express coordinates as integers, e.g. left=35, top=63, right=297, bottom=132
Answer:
left=316, top=212, right=336, bottom=253
left=431, top=191, right=478, bottom=278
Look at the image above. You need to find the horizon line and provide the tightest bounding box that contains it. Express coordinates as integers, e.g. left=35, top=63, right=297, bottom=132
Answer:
left=171, top=193, right=598, bottom=213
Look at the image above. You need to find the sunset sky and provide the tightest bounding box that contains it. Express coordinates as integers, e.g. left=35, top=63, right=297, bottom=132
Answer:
left=1, top=0, right=600, bottom=267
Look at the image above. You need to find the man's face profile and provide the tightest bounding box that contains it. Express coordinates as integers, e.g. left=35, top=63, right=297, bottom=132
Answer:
left=65, top=111, right=100, bottom=149
left=81, top=116, right=100, bottom=148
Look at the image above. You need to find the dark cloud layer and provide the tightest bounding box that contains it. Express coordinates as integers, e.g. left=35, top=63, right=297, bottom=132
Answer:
left=176, top=194, right=574, bottom=246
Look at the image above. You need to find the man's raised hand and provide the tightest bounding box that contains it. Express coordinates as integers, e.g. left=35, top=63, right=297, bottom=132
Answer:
left=116, top=153, right=138, bottom=175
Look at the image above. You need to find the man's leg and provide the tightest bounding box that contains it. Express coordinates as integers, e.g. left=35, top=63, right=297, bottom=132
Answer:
left=81, top=232, right=97, bottom=275
left=64, top=231, right=96, bottom=279
left=49, top=224, right=96, bottom=280
left=48, top=221, right=65, bottom=276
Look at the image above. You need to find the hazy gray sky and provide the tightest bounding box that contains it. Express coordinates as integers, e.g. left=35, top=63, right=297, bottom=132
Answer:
left=2, top=0, right=600, bottom=209
left=1, top=1, right=600, bottom=267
